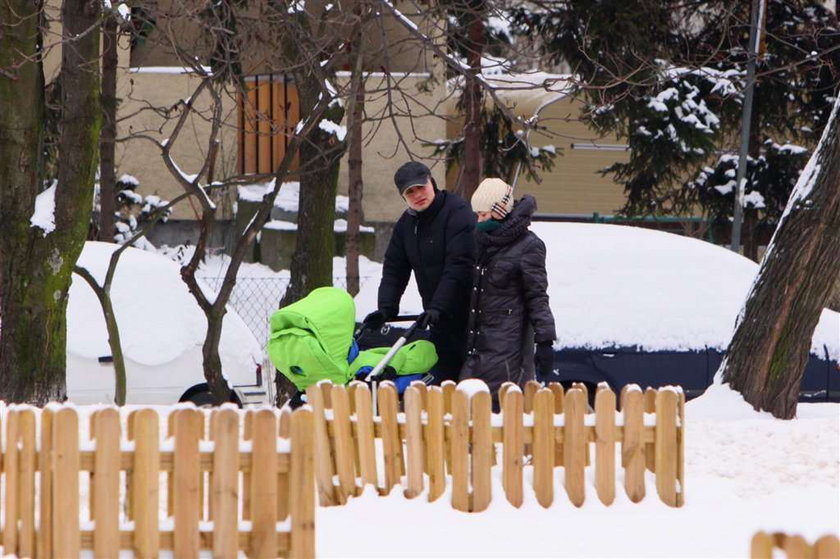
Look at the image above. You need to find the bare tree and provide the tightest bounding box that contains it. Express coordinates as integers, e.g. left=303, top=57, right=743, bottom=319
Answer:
left=0, top=0, right=102, bottom=404
left=721, top=96, right=840, bottom=419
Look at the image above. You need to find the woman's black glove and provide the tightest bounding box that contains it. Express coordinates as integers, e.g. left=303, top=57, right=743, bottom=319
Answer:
left=534, top=341, right=555, bottom=378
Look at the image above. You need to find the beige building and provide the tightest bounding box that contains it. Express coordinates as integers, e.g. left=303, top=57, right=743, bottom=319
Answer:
left=42, top=2, right=640, bottom=256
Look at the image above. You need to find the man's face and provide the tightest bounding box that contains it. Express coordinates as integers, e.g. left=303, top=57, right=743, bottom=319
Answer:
left=402, top=179, right=435, bottom=211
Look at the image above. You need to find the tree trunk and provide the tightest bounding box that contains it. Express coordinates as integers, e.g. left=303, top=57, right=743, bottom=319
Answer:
left=346, top=53, right=365, bottom=297
left=722, top=97, right=840, bottom=419
left=98, top=14, right=118, bottom=242
left=202, top=310, right=231, bottom=404
left=280, top=77, right=346, bottom=307
left=457, top=9, right=485, bottom=201
left=1, top=0, right=101, bottom=404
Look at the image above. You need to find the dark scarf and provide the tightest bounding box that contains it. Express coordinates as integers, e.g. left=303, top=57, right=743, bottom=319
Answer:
left=476, top=194, right=536, bottom=250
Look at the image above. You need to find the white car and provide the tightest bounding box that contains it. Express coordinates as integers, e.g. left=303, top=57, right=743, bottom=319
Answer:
left=67, top=242, right=270, bottom=405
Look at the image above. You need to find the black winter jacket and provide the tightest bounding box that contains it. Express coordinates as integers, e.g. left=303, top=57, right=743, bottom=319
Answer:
left=459, top=195, right=556, bottom=395
left=378, top=190, right=475, bottom=332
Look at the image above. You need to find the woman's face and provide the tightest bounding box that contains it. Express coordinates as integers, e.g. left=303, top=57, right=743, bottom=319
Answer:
left=475, top=208, right=506, bottom=222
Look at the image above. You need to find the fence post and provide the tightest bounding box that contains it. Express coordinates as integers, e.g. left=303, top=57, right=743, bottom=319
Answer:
left=3, top=410, right=20, bottom=555
left=379, top=382, right=402, bottom=493
left=37, top=408, right=54, bottom=558
left=564, top=388, right=587, bottom=507
left=655, top=389, right=679, bottom=507
left=814, top=535, right=840, bottom=558
left=212, top=409, right=240, bottom=558
left=594, top=386, right=616, bottom=506
left=404, top=386, right=425, bottom=499
left=306, top=383, right=337, bottom=506
left=290, top=408, right=316, bottom=559
left=549, top=382, right=565, bottom=466
left=502, top=388, right=524, bottom=508
left=471, top=390, right=493, bottom=512
left=93, top=409, right=121, bottom=558
left=17, top=409, right=36, bottom=559
left=330, top=385, right=356, bottom=503
left=352, top=383, right=378, bottom=494
left=644, top=388, right=657, bottom=472
left=250, top=410, right=279, bottom=558
left=450, top=388, right=470, bottom=512
left=532, top=389, right=554, bottom=508
left=425, top=387, right=446, bottom=502
left=172, top=409, right=203, bottom=558
left=52, top=408, right=81, bottom=557
left=132, top=409, right=160, bottom=558
left=621, top=387, right=645, bottom=502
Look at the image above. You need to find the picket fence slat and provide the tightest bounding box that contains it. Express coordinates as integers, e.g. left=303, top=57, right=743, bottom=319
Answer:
left=331, top=385, right=356, bottom=504
left=426, top=387, right=446, bottom=502
left=3, top=405, right=312, bottom=558
left=502, top=389, right=524, bottom=508
left=472, top=391, right=493, bottom=513
left=594, top=386, right=616, bottom=506
left=751, top=532, right=840, bottom=559
left=404, top=386, right=424, bottom=499
left=308, top=380, right=683, bottom=512
left=93, top=409, right=121, bottom=558
left=172, top=409, right=202, bottom=558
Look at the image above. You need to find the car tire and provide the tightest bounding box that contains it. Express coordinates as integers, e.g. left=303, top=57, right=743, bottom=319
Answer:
left=185, top=390, right=214, bottom=408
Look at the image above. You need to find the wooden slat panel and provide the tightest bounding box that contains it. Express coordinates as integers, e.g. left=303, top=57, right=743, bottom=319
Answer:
left=471, top=391, right=493, bottom=512
left=93, top=409, right=121, bottom=558
left=272, top=79, right=286, bottom=171
left=3, top=410, right=19, bottom=555
left=331, top=385, right=356, bottom=503
left=243, top=80, right=259, bottom=175
left=290, top=409, right=315, bottom=559
left=17, top=410, right=36, bottom=558
left=533, top=389, right=554, bottom=508
left=52, top=409, right=81, bottom=557
left=403, top=386, right=424, bottom=499
left=564, top=388, right=587, bottom=507
left=655, top=390, right=679, bottom=507
left=305, top=383, right=337, bottom=506
left=379, top=383, right=402, bottom=493
left=594, top=386, right=616, bottom=506
left=502, top=388, right=524, bottom=508
left=132, top=409, right=160, bottom=558
left=622, top=388, right=645, bottom=503
left=450, top=389, right=470, bottom=512
left=212, top=409, right=240, bottom=558
left=352, top=383, right=378, bottom=493
left=173, top=409, right=203, bottom=558
left=257, top=80, right=272, bottom=174
left=37, top=409, right=54, bottom=558
left=425, top=387, right=446, bottom=502
left=250, top=410, right=279, bottom=558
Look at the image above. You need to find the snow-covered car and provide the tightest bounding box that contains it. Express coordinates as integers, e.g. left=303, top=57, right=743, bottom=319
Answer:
left=358, top=223, right=840, bottom=401
left=533, top=223, right=840, bottom=401
left=67, top=242, right=270, bottom=405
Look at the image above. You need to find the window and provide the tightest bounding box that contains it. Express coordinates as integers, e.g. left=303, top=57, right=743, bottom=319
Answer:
left=239, top=74, right=300, bottom=175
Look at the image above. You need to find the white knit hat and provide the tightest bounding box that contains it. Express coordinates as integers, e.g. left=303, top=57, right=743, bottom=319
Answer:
left=471, top=178, right=514, bottom=218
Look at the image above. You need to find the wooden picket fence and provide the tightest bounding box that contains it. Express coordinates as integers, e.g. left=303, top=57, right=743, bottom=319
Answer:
left=751, top=532, right=840, bottom=559
left=0, top=405, right=315, bottom=558
left=306, top=379, right=684, bottom=512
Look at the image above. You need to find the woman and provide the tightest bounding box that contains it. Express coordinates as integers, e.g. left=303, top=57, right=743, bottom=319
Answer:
left=459, top=178, right=556, bottom=401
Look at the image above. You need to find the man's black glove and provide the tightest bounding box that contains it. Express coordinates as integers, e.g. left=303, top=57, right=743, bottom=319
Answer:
left=534, top=341, right=555, bottom=378
left=362, top=309, right=391, bottom=330
left=418, top=309, right=441, bottom=329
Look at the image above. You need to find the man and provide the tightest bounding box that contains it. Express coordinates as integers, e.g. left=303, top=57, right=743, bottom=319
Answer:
left=363, top=161, right=475, bottom=383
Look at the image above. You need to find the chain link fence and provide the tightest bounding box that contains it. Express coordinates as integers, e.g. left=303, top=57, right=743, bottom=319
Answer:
left=198, top=275, right=377, bottom=343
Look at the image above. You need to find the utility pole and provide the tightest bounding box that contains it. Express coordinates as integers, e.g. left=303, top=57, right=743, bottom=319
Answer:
left=730, top=0, right=766, bottom=253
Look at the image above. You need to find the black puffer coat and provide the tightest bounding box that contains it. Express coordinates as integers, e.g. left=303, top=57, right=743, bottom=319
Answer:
left=459, top=195, right=556, bottom=394
left=378, top=190, right=475, bottom=379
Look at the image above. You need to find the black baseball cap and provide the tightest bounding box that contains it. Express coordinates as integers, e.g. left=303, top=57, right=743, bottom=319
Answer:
left=394, top=161, right=433, bottom=195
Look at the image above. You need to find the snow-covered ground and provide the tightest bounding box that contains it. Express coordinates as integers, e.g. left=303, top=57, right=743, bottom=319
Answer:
left=316, top=384, right=840, bottom=557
